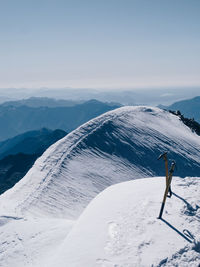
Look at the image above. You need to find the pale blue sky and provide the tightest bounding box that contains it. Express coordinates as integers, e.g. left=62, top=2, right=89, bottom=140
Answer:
left=0, top=0, right=199, bottom=89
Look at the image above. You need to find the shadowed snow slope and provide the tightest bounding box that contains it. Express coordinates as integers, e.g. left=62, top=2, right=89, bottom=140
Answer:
left=1, top=106, right=200, bottom=220
left=51, top=177, right=200, bottom=267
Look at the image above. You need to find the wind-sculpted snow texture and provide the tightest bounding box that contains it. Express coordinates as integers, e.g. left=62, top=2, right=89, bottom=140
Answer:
left=51, top=177, right=200, bottom=267
left=0, top=106, right=200, bottom=221
left=0, top=106, right=200, bottom=267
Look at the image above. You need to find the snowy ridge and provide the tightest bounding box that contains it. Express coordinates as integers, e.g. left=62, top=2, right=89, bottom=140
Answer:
left=0, top=106, right=200, bottom=220
left=0, top=107, right=119, bottom=217
left=0, top=106, right=200, bottom=266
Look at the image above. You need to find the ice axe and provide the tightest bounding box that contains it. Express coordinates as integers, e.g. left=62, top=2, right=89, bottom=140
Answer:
left=158, top=161, right=176, bottom=219
left=158, top=152, right=172, bottom=198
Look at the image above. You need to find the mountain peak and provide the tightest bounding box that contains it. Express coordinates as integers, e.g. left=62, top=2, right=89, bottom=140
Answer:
left=1, top=106, right=200, bottom=220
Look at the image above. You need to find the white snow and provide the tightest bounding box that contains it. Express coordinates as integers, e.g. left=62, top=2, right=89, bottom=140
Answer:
left=51, top=177, right=200, bottom=267
left=0, top=106, right=200, bottom=220
left=0, top=106, right=200, bottom=266
left=0, top=216, right=73, bottom=267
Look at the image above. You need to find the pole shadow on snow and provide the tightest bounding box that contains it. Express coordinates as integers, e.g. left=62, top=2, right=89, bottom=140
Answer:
left=160, top=218, right=193, bottom=243
left=172, top=192, right=191, bottom=204
left=172, top=192, right=199, bottom=216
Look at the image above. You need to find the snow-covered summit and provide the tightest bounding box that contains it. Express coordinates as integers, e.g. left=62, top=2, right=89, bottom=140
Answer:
left=0, top=106, right=200, bottom=220
left=51, top=176, right=200, bottom=267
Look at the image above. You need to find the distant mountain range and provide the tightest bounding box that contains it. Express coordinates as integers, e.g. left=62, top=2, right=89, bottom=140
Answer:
left=0, top=99, right=121, bottom=141
left=0, top=128, right=67, bottom=194
left=0, top=128, right=67, bottom=159
left=1, top=97, right=82, bottom=108
left=159, top=96, right=200, bottom=122
left=1, top=87, right=200, bottom=106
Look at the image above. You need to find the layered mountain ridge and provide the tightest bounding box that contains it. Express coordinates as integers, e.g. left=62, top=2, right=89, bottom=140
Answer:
left=0, top=99, right=120, bottom=141
left=0, top=128, right=67, bottom=194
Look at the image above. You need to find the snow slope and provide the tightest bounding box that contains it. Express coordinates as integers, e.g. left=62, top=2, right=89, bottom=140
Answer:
left=0, top=106, right=200, bottom=266
left=51, top=177, right=200, bottom=267
left=0, top=106, right=200, bottom=221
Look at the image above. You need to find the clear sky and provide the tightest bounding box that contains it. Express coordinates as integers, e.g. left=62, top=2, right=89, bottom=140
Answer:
left=0, top=0, right=199, bottom=89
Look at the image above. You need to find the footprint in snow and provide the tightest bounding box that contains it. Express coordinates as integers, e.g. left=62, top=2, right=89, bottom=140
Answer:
left=108, top=222, right=119, bottom=239
left=96, top=258, right=118, bottom=267
left=104, top=222, right=121, bottom=256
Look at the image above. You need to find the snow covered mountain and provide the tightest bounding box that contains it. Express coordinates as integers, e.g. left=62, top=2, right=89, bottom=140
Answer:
left=0, top=106, right=200, bottom=267
left=1, top=106, right=200, bottom=220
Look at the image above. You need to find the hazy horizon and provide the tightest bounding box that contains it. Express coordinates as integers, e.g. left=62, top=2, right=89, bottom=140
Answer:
left=0, top=86, right=199, bottom=106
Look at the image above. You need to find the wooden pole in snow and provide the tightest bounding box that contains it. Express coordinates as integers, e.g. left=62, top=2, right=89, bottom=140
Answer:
left=158, top=161, right=176, bottom=219
left=158, top=152, right=172, bottom=197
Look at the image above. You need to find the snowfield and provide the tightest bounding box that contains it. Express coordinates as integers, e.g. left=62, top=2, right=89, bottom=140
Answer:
left=0, top=216, right=73, bottom=267
left=0, top=177, right=199, bottom=267
left=0, top=106, right=200, bottom=266
left=51, top=177, right=200, bottom=267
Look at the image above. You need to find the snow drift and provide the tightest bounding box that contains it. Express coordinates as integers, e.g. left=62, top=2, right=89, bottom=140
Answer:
left=51, top=177, right=200, bottom=267
left=0, top=106, right=200, bottom=220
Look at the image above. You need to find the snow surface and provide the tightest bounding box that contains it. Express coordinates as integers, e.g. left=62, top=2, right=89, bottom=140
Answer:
left=0, top=106, right=200, bottom=266
left=0, top=106, right=200, bottom=220
left=0, top=216, right=73, bottom=267
left=51, top=177, right=200, bottom=267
